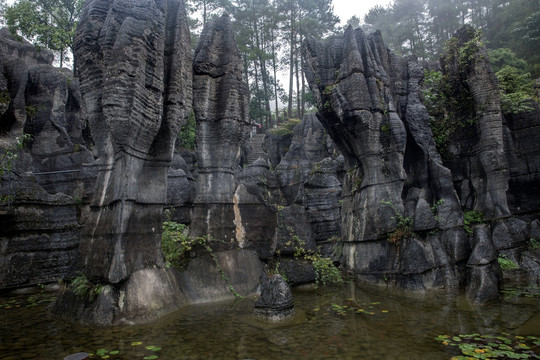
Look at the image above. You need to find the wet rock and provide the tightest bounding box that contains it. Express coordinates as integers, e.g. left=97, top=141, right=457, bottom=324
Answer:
left=254, top=274, right=294, bottom=321
left=303, top=157, right=342, bottom=243
left=277, top=259, right=317, bottom=285
left=177, top=249, right=263, bottom=303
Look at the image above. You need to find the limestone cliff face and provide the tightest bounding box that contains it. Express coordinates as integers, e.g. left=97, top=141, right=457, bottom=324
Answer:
left=190, top=13, right=251, bottom=245
left=0, top=29, right=91, bottom=290
left=53, top=0, right=194, bottom=324
left=303, top=26, right=539, bottom=301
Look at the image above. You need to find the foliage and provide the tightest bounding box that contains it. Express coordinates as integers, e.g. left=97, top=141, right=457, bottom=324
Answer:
left=4, top=0, right=84, bottom=69
left=86, top=341, right=163, bottom=359
left=497, top=254, right=520, bottom=271
left=161, top=210, right=242, bottom=299
left=0, top=133, right=32, bottom=177
left=70, top=272, right=103, bottom=301
left=162, top=210, right=202, bottom=269
left=308, top=255, right=342, bottom=287
left=501, top=285, right=540, bottom=299
left=380, top=200, right=415, bottom=245
left=530, top=238, right=540, bottom=250
left=488, top=48, right=528, bottom=73
left=328, top=299, right=389, bottom=316
left=495, top=65, right=536, bottom=114
left=463, top=210, right=484, bottom=235
left=282, top=228, right=343, bottom=287
left=268, top=118, right=300, bottom=136
left=361, top=0, right=539, bottom=76
left=177, top=109, right=196, bottom=150
left=435, top=333, right=540, bottom=359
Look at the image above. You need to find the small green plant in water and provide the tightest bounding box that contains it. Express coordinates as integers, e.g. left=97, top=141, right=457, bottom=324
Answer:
left=435, top=333, right=540, bottom=359
left=329, top=299, right=388, bottom=317
left=497, top=254, right=520, bottom=271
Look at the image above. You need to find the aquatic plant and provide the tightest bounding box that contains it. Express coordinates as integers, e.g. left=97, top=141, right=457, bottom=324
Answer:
left=327, top=299, right=389, bottom=317
left=435, top=333, right=540, bottom=359
left=85, top=341, right=163, bottom=359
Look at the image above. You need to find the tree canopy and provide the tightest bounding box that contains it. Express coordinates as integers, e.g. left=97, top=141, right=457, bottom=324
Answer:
left=4, top=0, right=84, bottom=70
left=3, top=0, right=538, bottom=130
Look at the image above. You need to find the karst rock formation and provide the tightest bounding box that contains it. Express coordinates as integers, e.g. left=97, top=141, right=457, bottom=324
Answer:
left=304, top=25, right=540, bottom=302
left=53, top=0, right=194, bottom=324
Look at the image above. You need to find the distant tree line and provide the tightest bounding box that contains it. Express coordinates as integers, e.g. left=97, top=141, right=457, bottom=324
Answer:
left=1, top=0, right=537, bottom=131
left=361, top=0, right=539, bottom=76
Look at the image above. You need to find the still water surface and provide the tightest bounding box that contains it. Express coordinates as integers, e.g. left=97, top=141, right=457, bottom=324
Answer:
left=0, top=281, right=538, bottom=359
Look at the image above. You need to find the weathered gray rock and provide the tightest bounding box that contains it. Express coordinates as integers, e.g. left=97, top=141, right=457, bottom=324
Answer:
left=304, top=26, right=465, bottom=293
left=177, top=249, right=263, bottom=303
left=275, top=114, right=335, bottom=205
left=275, top=204, right=315, bottom=256
left=190, top=13, right=250, bottom=245
left=303, top=157, right=342, bottom=243
left=54, top=0, right=193, bottom=324
left=441, top=26, right=510, bottom=219
left=277, top=259, right=317, bottom=285
left=504, top=103, right=540, bottom=214
left=254, top=273, right=294, bottom=321
left=234, top=159, right=277, bottom=259
left=0, top=29, right=91, bottom=290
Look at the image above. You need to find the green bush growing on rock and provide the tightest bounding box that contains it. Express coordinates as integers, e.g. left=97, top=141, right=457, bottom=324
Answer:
left=498, top=254, right=520, bottom=271
left=70, top=272, right=103, bottom=301
left=463, top=210, right=484, bottom=235
left=177, top=109, right=196, bottom=150
left=269, top=118, right=300, bottom=136
left=283, top=229, right=343, bottom=287
left=161, top=210, right=242, bottom=299
left=0, top=133, right=32, bottom=177
left=380, top=200, right=415, bottom=245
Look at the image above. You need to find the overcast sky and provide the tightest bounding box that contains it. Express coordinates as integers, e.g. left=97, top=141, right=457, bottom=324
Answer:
left=332, top=0, right=391, bottom=25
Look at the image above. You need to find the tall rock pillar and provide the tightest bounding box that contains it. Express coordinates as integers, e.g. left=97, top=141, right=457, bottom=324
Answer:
left=190, top=13, right=251, bottom=245
left=54, top=0, right=193, bottom=324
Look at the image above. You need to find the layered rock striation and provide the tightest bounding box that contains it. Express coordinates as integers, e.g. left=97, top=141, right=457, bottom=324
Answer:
left=304, top=25, right=539, bottom=301
left=190, top=13, right=251, bottom=246
left=53, top=0, right=194, bottom=324
left=0, top=29, right=91, bottom=290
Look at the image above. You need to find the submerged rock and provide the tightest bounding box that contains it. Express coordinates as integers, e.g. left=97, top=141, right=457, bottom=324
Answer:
left=254, top=274, right=294, bottom=321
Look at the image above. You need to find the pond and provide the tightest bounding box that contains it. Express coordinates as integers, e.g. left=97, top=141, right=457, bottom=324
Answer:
left=0, top=280, right=539, bottom=360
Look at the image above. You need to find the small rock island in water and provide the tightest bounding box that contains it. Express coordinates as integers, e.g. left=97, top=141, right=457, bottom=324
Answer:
left=0, top=1, right=539, bottom=357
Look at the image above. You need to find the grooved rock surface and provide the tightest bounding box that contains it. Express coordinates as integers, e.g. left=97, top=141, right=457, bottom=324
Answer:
left=190, top=13, right=250, bottom=245
left=53, top=0, right=193, bottom=324
left=0, top=29, right=90, bottom=290
left=303, top=25, right=535, bottom=302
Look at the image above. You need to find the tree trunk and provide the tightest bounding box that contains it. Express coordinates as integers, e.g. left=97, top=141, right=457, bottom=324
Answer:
left=287, top=9, right=295, bottom=119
